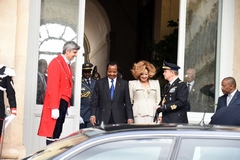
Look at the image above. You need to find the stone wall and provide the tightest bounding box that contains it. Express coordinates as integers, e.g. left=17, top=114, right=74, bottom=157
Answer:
left=0, top=0, right=29, bottom=159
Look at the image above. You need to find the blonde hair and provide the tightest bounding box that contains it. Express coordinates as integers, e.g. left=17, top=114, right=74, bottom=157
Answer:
left=131, top=60, right=156, bottom=79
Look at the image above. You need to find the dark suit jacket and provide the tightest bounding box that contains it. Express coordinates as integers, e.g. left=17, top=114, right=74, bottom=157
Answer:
left=210, top=104, right=240, bottom=126
left=90, top=77, right=133, bottom=125
left=160, top=78, right=188, bottom=123
left=216, top=90, right=240, bottom=111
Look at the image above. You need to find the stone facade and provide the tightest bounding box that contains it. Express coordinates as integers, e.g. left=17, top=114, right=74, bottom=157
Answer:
left=0, top=0, right=29, bottom=159
left=0, top=0, right=240, bottom=159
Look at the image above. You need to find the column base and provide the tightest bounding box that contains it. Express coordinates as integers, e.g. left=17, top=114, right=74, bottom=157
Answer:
left=1, top=143, right=26, bottom=159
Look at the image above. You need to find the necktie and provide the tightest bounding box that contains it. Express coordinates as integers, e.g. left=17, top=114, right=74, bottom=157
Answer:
left=68, top=64, right=71, bottom=73
left=110, top=79, right=114, bottom=100
left=166, top=83, right=170, bottom=90
left=187, top=83, right=191, bottom=91
left=41, top=74, right=47, bottom=90
left=87, top=79, right=90, bottom=86
left=227, top=94, right=232, bottom=106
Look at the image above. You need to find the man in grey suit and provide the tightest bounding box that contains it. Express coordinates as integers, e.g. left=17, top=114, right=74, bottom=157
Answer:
left=216, top=77, right=240, bottom=111
left=185, top=68, right=215, bottom=112
left=90, top=61, right=133, bottom=126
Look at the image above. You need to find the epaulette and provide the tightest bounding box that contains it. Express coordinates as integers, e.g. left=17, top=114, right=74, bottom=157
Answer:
left=178, top=81, right=183, bottom=83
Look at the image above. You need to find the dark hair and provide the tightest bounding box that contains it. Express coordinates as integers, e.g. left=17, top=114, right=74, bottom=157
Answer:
left=118, top=66, right=124, bottom=78
left=106, top=61, right=119, bottom=71
left=223, top=77, right=236, bottom=88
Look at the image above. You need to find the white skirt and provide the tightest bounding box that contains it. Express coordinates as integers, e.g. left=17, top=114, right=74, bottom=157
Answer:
left=134, top=115, right=155, bottom=124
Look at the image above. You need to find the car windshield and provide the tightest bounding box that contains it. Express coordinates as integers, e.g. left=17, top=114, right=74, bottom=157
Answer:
left=23, top=129, right=105, bottom=160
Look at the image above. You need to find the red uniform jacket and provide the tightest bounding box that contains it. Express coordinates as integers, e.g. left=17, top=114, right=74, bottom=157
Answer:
left=38, top=54, right=73, bottom=137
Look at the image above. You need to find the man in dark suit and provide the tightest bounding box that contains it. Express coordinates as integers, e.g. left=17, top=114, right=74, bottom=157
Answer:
left=155, top=61, right=188, bottom=123
left=210, top=104, right=240, bottom=126
left=80, top=62, right=96, bottom=128
left=90, top=61, right=133, bottom=126
left=216, top=77, right=240, bottom=111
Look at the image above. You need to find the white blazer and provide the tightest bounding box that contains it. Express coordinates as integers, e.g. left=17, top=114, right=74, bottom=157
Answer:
left=129, top=80, right=161, bottom=117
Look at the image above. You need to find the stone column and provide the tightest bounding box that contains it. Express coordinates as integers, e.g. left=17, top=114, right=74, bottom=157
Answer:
left=0, top=0, right=29, bottom=159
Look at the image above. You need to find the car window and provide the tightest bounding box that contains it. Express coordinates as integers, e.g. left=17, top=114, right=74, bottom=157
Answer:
left=176, top=138, right=240, bottom=160
left=70, top=138, right=173, bottom=160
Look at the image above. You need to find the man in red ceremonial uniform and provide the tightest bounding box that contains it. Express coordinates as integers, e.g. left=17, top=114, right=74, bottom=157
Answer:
left=38, top=41, right=80, bottom=145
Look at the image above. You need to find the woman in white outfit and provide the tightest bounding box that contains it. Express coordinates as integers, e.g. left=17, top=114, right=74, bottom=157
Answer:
left=129, top=60, right=161, bottom=124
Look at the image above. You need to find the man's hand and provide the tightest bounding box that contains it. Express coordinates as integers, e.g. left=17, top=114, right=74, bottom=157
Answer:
left=90, top=115, right=96, bottom=126
left=153, top=111, right=159, bottom=122
left=51, top=109, right=59, bottom=119
left=127, top=119, right=134, bottom=124
left=156, top=105, right=166, bottom=113
left=10, top=108, right=17, bottom=116
left=157, top=116, right=162, bottom=123
left=154, top=105, right=165, bottom=123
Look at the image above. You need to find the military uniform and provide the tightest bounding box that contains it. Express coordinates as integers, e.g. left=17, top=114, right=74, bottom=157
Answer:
left=0, top=64, right=17, bottom=137
left=80, top=63, right=96, bottom=128
left=158, top=61, right=188, bottom=123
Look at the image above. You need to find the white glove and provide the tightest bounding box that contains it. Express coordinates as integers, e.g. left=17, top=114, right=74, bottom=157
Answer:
left=79, top=116, right=85, bottom=124
left=66, top=107, right=71, bottom=117
left=51, top=109, right=59, bottom=119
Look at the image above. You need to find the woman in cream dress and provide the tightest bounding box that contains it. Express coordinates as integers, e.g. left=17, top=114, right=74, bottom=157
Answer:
left=129, top=60, right=161, bottom=124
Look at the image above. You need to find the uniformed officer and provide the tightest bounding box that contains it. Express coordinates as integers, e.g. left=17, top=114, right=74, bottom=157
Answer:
left=154, top=61, right=188, bottom=123
left=80, top=62, right=97, bottom=128
left=0, top=64, right=17, bottom=141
